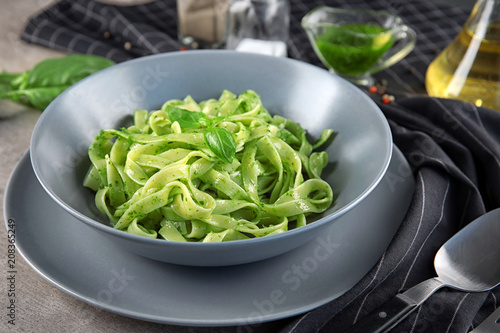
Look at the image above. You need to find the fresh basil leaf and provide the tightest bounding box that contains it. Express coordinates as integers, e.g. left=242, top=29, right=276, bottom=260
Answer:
left=10, top=72, right=28, bottom=89
left=204, top=127, right=236, bottom=164
left=0, top=72, right=21, bottom=87
left=0, top=72, right=21, bottom=97
left=22, top=54, right=115, bottom=90
left=167, top=105, right=208, bottom=128
left=0, top=54, right=115, bottom=111
left=5, top=86, right=70, bottom=110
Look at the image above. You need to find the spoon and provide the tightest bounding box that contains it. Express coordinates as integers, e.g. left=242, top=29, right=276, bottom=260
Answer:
left=346, top=207, right=500, bottom=333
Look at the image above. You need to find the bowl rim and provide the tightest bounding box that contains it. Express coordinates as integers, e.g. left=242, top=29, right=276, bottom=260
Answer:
left=30, top=50, right=393, bottom=249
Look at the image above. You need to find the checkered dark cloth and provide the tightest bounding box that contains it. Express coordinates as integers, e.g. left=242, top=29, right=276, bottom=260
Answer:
left=21, top=0, right=469, bottom=95
left=21, top=2, right=500, bottom=333
left=21, top=0, right=183, bottom=62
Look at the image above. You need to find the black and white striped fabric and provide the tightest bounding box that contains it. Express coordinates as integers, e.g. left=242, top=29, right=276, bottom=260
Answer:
left=20, top=1, right=500, bottom=333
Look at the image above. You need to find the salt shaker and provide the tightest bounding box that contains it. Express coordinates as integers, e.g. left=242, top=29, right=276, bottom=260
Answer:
left=177, top=0, right=231, bottom=49
left=225, top=0, right=290, bottom=57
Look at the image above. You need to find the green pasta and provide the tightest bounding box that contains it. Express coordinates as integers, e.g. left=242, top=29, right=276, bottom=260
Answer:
left=84, top=90, right=335, bottom=242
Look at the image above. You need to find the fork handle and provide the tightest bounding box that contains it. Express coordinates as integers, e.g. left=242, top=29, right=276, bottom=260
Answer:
left=344, top=294, right=416, bottom=333
left=470, top=306, right=500, bottom=333
left=345, top=278, right=445, bottom=333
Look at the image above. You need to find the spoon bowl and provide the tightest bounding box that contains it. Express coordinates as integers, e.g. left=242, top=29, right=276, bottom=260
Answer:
left=435, top=209, right=500, bottom=292
left=347, top=207, right=500, bottom=333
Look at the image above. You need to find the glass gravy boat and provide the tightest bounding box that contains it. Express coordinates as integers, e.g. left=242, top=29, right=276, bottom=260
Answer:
left=301, top=6, right=417, bottom=86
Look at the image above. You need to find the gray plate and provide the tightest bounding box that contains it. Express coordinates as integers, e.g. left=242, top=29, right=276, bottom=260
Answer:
left=4, top=147, right=414, bottom=327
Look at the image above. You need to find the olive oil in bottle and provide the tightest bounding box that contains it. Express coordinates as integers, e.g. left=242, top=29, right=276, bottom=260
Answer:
left=425, top=0, right=500, bottom=110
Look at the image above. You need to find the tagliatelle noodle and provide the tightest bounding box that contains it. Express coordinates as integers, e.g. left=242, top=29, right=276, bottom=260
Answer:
left=84, top=90, right=335, bottom=242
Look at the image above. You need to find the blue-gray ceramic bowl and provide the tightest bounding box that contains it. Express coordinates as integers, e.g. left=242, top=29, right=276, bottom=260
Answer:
left=30, top=50, right=392, bottom=266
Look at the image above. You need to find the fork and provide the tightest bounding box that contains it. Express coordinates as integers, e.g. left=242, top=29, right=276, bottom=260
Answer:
left=470, top=307, right=500, bottom=333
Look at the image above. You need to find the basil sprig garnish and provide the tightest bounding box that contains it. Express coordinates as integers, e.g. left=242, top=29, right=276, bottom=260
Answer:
left=167, top=105, right=236, bottom=163
left=166, top=105, right=209, bottom=128
left=204, top=127, right=236, bottom=164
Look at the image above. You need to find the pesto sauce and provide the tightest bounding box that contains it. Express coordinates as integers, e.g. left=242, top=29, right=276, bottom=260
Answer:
left=315, top=23, right=395, bottom=77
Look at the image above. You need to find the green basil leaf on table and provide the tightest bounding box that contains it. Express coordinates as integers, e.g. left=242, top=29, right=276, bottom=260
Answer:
left=0, top=54, right=115, bottom=111
left=0, top=72, right=23, bottom=100
left=21, top=54, right=114, bottom=89
left=4, top=86, right=69, bottom=111
left=204, top=127, right=236, bottom=164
